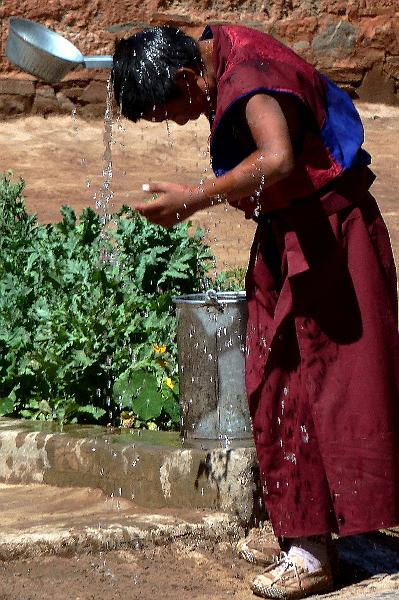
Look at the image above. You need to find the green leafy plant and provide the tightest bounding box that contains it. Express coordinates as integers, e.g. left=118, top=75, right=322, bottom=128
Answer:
left=0, top=171, right=213, bottom=429
left=213, top=266, right=246, bottom=291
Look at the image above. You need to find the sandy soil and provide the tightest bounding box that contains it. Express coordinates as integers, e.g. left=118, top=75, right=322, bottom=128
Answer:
left=1, top=102, right=398, bottom=272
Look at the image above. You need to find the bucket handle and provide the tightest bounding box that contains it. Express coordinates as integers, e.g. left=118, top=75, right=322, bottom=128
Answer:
left=204, top=289, right=221, bottom=306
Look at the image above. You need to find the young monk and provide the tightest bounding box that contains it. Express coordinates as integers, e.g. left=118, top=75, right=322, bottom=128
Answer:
left=112, top=24, right=399, bottom=599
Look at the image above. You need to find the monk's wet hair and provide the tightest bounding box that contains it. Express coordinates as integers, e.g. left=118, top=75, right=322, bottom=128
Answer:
left=112, top=26, right=202, bottom=122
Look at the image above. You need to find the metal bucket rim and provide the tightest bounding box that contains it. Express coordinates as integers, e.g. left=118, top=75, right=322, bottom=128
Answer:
left=8, top=17, right=84, bottom=65
left=173, top=291, right=246, bottom=304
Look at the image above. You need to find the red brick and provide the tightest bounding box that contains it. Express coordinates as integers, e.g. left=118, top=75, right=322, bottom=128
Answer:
left=0, top=0, right=397, bottom=112
left=0, top=78, right=35, bottom=96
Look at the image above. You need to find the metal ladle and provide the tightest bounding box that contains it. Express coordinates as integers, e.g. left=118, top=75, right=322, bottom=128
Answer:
left=6, top=17, right=113, bottom=83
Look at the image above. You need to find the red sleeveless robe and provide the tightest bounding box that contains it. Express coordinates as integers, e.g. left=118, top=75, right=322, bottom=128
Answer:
left=203, top=24, right=399, bottom=537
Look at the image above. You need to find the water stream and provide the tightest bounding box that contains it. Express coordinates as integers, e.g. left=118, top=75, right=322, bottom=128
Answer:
left=64, top=72, right=250, bottom=533
left=96, top=75, right=115, bottom=229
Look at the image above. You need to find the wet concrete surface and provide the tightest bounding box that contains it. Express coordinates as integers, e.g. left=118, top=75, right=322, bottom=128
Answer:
left=0, top=419, right=258, bottom=523
left=0, top=416, right=183, bottom=447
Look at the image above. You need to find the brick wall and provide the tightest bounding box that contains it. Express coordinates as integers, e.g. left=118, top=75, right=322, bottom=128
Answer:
left=0, top=0, right=398, bottom=118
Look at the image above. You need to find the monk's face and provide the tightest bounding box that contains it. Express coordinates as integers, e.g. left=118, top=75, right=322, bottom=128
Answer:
left=142, top=67, right=211, bottom=125
left=144, top=96, right=201, bottom=125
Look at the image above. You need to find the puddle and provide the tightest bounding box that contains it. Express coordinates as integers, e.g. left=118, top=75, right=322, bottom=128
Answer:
left=0, top=417, right=182, bottom=448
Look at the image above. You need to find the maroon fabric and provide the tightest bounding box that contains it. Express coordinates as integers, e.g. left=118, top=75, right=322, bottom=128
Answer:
left=207, top=24, right=399, bottom=537
left=245, top=170, right=399, bottom=537
left=207, top=25, right=343, bottom=198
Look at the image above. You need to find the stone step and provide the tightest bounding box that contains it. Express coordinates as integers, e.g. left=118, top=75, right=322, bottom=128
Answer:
left=0, top=419, right=259, bottom=526
left=0, top=482, right=243, bottom=560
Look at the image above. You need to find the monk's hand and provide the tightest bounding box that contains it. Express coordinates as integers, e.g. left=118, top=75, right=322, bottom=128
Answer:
left=134, top=181, right=196, bottom=228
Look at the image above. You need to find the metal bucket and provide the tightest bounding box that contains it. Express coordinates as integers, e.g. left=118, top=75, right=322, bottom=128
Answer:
left=173, top=290, right=253, bottom=449
left=6, top=18, right=113, bottom=83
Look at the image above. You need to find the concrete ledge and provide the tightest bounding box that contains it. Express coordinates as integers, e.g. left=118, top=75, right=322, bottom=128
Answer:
left=0, top=517, right=238, bottom=561
left=0, top=420, right=261, bottom=526
left=0, top=482, right=244, bottom=560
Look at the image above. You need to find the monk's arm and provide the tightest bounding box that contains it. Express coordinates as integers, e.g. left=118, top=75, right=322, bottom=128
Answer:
left=135, top=93, right=300, bottom=227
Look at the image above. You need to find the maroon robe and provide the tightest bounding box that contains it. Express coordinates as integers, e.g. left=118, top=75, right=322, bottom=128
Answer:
left=204, top=24, right=399, bottom=537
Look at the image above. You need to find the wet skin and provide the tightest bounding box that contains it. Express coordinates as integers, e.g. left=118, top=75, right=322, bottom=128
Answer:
left=134, top=39, right=301, bottom=228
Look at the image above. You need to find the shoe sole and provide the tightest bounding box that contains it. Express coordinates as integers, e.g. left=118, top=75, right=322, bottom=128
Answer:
left=251, top=581, right=288, bottom=599
left=250, top=579, right=333, bottom=599
left=237, top=548, right=276, bottom=566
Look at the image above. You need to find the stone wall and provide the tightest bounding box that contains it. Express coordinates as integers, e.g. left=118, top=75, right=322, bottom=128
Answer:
left=0, top=0, right=398, bottom=118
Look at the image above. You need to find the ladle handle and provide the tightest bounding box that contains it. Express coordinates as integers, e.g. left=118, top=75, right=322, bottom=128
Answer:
left=83, top=55, right=113, bottom=69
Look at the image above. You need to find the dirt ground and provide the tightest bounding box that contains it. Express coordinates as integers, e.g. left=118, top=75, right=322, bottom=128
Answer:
left=0, top=483, right=396, bottom=600
left=0, top=102, right=398, bottom=272
left=1, top=534, right=399, bottom=600
left=0, top=544, right=261, bottom=600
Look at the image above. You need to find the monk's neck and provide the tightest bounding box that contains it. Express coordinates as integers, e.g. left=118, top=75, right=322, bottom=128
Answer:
left=198, top=39, right=217, bottom=110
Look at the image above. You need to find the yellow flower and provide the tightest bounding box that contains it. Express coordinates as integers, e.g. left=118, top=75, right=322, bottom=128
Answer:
left=153, top=343, right=166, bottom=354
left=120, top=411, right=135, bottom=429
left=165, top=377, right=174, bottom=390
